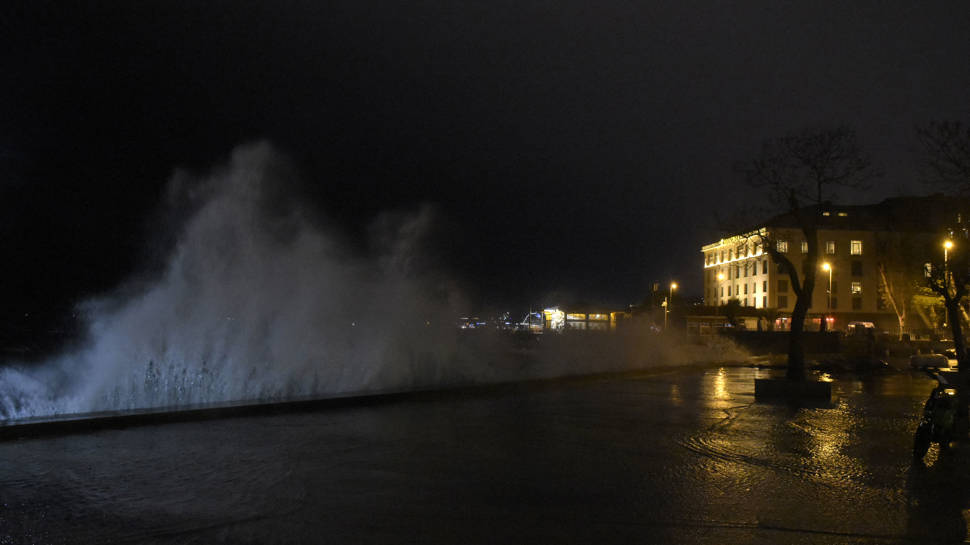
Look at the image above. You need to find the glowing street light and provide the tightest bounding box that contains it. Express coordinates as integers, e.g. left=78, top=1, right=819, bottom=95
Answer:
left=944, top=239, right=954, bottom=264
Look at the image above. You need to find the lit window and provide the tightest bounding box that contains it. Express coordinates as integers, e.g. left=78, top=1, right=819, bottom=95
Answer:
left=777, top=240, right=789, bottom=253
left=837, top=212, right=848, bottom=217
left=850, top=240, right=862, bottom=255
left=851, top=282, right=862, bottom=295
left=801, top=241, right=808, bottom=253
left=924, top=262, right=933, bottom=278
left=825, top=241, right=836, bottom=254
left=822, top=211, right=831, bottom=216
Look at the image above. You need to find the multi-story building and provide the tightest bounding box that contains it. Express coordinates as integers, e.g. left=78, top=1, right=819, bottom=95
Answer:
left=701, top=195, right=964, bottom=333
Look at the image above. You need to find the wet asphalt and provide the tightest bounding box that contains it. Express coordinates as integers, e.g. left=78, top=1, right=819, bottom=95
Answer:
left=0, top=364, right=967, bottom=544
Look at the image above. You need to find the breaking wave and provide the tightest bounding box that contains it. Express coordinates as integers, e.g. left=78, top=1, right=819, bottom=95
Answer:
left=0, top=143, right=746, bottom=420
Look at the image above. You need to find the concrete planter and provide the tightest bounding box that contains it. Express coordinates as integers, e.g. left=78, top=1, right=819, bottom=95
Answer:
left=755, top=378, right=832, bottom=402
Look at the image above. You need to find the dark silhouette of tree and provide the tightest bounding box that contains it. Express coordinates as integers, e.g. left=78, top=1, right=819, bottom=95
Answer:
left=918, top=120, right=970, bottom=435
left=737, top=126, right=878, bottom=381
left=720, top=298, right=742, bottom=327
left=918, top=121, right=970, bottom=193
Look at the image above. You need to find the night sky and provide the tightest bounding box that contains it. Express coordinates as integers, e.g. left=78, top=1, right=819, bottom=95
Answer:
left=4, top=1, right=970, bottom=326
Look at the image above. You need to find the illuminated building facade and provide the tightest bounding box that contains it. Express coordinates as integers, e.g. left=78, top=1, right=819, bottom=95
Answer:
left=701, top=195, right=966, bottom=332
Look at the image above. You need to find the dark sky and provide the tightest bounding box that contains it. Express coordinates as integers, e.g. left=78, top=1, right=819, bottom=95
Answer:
left=3, top=1, right=970, bottom=320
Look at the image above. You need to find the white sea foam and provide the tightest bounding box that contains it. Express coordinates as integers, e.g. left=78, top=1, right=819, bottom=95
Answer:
left=0, top=143, right=745, bottom=420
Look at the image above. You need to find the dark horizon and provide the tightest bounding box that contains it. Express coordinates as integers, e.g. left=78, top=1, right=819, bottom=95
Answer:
left=4, top=1, right=970, bottom=327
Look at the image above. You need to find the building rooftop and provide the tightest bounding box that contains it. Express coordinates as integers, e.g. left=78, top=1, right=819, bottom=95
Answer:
left=760, top=194, right=970, bottom=233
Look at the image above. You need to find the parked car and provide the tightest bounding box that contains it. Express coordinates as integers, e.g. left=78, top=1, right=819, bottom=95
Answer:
left=910, top=353, right=951, bottom=370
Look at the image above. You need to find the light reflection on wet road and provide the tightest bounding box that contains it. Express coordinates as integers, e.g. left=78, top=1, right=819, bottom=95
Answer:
left=1, top=366, right=968, bottom=544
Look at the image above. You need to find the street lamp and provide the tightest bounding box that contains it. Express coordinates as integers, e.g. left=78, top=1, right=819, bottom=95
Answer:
left=821, top=262, right=832, bottom=331
left=944, top=239, right=954, bottom=263
left=665, top=282, right=678, bottom=330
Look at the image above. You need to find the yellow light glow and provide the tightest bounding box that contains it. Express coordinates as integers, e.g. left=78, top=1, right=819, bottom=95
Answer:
left=717, top=273, right=725, bottom=281
left=944, top=240, right=954, bottom=250
left=821, top=262, right=831, bottom=271
left=670, top=282, right=678, bottom=290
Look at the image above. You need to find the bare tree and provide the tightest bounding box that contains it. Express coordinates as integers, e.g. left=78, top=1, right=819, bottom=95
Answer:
left=918, top=121, right=970, bottom=193
left=918, top=121, right=970, bottom=434
left=875, top=231, right=932, bottom=340
left=737, top=126, right=878, bottom=381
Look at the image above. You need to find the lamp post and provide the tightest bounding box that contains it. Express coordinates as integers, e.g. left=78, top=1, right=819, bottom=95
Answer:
left=944, top=239, right=954, bottom=298
left=821, top=262, right=832, bottom=331
left=665, top=282, right=678, bottom=330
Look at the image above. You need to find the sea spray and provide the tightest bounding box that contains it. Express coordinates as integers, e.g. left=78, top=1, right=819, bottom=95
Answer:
left=0, top=142, right=746, bottom=420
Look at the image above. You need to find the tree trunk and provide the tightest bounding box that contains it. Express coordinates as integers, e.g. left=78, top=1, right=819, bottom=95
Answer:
left=787, top=295, right=809, bottom=381
left=946, top=298, right=969, bottom=437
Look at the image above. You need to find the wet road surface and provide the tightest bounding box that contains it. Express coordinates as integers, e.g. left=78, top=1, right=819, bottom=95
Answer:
left=1, top=365, right=968, bottom=544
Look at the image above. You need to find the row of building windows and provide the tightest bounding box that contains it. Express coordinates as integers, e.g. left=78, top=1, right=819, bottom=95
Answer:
left=707, top=260, right=769, bottom=280
left=705, top=244, right=764, bottom=266
left=706, top=235, right=864, bottom=266
left=717, top=279, right=770, bottom=298
left=775, top=279, right=864, bottom=294
left=773, top=295, right=865, bottom=310
left=711, top=278, right=862, bottom=300
left=772, top=260, right=865, bottom=277
left=777, top=239, right=863, bottom=255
